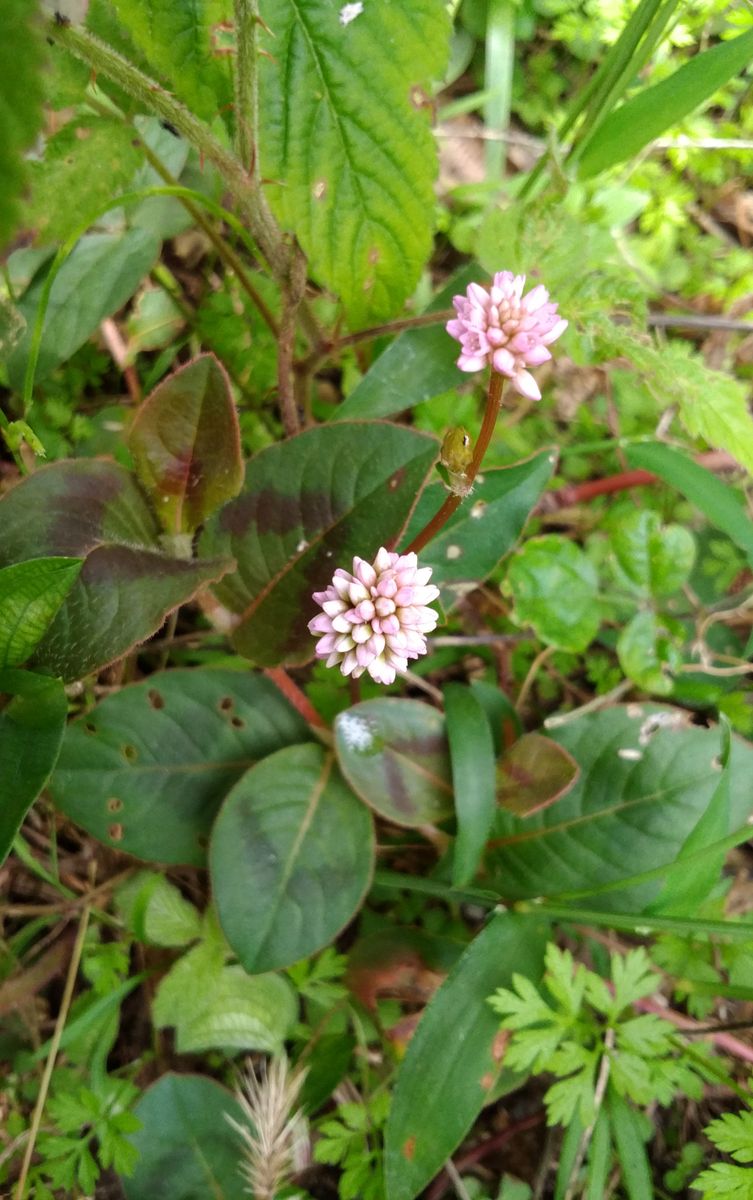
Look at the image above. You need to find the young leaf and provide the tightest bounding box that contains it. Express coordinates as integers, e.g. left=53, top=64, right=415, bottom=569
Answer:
left=123, top=1074, right=245, bottom=1200
left=0, top=0, right=45, bottom=250
left=0, top=557, right=82, bottom=669
left=444, top=684, right=496, bottom=887
left=610, top=510, right=695, bottom=596
left=200, top=422, right=437, bottom=667
left=496, top=732, right=579, bottom=817
left=211, top=744, right=375, bottom=972
left=578, top=27, right=753, bottom=178
left=0, top=460, right=232, bottom=680
left=616, top=611, right=682, bottom=696
left=504, top=535, right=600, bottom=652
left=384, top=913, right=548, bottom=1200
left=50, top=668, right=310, bottom=865
left=129, top=354, right=243, bottom=536
left=334, top=698, right=454, bottom=828
left=258, top=0, right=450, bottom=324
left=0, top=669, right=67, bottom=866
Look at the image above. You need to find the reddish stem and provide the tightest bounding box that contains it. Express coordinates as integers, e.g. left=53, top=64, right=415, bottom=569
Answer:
left=263, top=667, right=329, bottom=729
left=406, top=372, right=505, bottom=555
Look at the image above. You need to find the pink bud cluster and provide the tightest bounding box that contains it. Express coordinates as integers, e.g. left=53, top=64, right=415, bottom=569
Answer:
left=308, top=548, right=440, bottom=685
left=447, top=271, right=567, bottom=400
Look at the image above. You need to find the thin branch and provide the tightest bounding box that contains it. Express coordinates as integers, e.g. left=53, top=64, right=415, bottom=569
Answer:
left=263, top=667, right=329, bottom=730
left=277, top=245, right=307, bottom=435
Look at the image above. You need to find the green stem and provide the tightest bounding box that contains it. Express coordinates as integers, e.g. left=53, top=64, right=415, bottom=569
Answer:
left=233, top=0, right=261, bottom=175
left=515, top=901, right=753, bottom=941
left=406, top=372, right=505, bottom=554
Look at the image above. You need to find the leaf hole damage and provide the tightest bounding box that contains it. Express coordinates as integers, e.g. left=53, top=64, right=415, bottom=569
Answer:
left=108, top=822, right=124, bottom=841
left=231, top=715, right=245, bottom=729
left=446, top=544, right=462, bottom=560
left=107, top=797, right=123, bottom=813
left=147, top=689, right=165, bottom=710
left=313, top=179, right=327, bottom=199
left=121, top=744, right=138, bottom=762
left=84, top=721, right=97, bottom=734
left=219, top=696, right=234, bottom=712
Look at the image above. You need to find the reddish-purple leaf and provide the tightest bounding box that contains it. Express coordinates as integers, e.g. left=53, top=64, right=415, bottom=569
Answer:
left=497, top=731, right=579, bottom=817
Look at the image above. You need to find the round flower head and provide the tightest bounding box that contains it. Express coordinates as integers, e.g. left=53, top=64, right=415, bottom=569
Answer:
left=308, top=548, right=440, bottom=685
left=446, top=271, right=567, bottom=400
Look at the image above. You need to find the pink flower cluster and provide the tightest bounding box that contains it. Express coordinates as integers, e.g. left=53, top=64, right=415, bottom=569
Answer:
left=308, top=548, right=440, bottom=685
left=447, top=271, right=567, bottom=400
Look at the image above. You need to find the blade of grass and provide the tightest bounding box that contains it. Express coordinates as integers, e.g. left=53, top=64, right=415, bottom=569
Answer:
left=484, top=0, right=515, bottom=179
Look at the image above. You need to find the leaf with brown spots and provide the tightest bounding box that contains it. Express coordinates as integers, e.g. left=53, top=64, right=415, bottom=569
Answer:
left=334, top=699, right=453, bottom=827
left=129, top=354, right=243, bottom=536
left=497, top=732, right=579, bottom=817
left=200, top=422, right=437, bottom=667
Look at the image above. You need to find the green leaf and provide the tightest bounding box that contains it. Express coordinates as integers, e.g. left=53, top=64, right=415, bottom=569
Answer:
left=444, top=684, right=496, bottom=887
left=705, top=1109, right=753, bottom=1163
left=123, top=1074, right=245, bottom=1200
left=129, top=354, right=243, bottom=536
left=258, top=0, right=450, bottom=324
left=616, top=611, right=682, bottom=696
left=610, top=509, right=695, bottom=596
left=0, top=0, right=45, bottom=249
left=200, top=422, right=437, bottom=667
left=401, top=451, right=556, bottom=605
left=25, top=117, right=143, bottom=244
left=625, top=442, right=753, bottom=568
left=650, top=719, right=731, bottom=916
left=0, top=557, right=82, bottom=668
left=578, top=27, right=753, bottom=178
left=609, top=1090, right=652, bottom=1200
left=694, top=1162, right=753, bottom=1199
left=490, top=706, right=753, bottom=911
left=110, top=0, right=232, bottom=123
left=211, top=743, right=375, bottom=972
left=384, top=913, right=548, bottom=1200
left=504, top=535, right=600, bottom=652
left=116, top=872, right=202, bottom=947
left=585, top=1107, right=612, bottom=1200
left=0, top=460, right=231, bottom=681
left=7, top=230, right=160, bottom=391
left=334, top=699, right=453, bottom=828
left=496, top=733, right=579, bottom=817
left=335, top=266, right=479, bottom=421
left=50, top=668, right=310, bottom=865
left=0, top=669, right=67, bottom=866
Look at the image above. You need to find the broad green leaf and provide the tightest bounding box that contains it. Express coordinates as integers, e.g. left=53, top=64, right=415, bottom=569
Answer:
left=335, top=265, right=478, bottom=421
left=0, top=0, right=45, bottom=249
left=616, top=611, right=682, bottom=696
left=25, top=117, right=142, bottom=244
left=153, top=912, right=297, bottom=1054
left=402, top=451, right=556, bottom=605
left=0, top=460, right=231, bottom=681
left=650, top=719, right=731, bottom=916
left=0, top=557, right=81, bottom=668
left=123, top=1074, right=245, bottom=1200
left=610, top=510, right=695, bottom=596
left=50, top=668, right=310, bottom=865
left=497, top=732, right=579, bottom=817
left=0, top=669, right=67, bottom=866
left=384, top=913, right=548, bottom=1200
left=115, top=872, right=202, bottom=947
left=6, top=230, right=160, bottom=391
left=470, top=680, right=521, bottom=754
left=444, top=684, right=496, bottom=887
left=625, top=442, right=753, bottom=567
left=504, top=535, right=600, bottom=652
left=111, top=0, right=232, bottom=123
left=211, top=743, right=375, bottom=972
left=490, top=706, right=753, bottom=911
left=578, top=27, right=753, bottom=178
left=258, top=0, right=450, bottom=324
left=334, top=699, right=453, bottom=828
left=200, top=422, right=437, bottom=667
left=129, top=354, right=243, bottom=535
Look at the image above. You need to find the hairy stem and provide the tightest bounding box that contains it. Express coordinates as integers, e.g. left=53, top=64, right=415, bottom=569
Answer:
left=406, top=372, right=505, bottom=554
left=278, top=245, right=308, bottom=435
left=233, top=0, right=261, bottom=174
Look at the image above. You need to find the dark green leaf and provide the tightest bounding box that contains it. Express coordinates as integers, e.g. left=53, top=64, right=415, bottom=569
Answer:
left=625, top=442, right=753, bottom=569
left=335, top=266, right=478, bottom=421
left=609, top=1090, right=653, bottom=1200
left=579, top=28, right=753, bottom=178
left=0, top=460, right=231, bottom=680
left=129, top=354, right=243, bottom=536
left=384, top=913, right=548, bottom=1200
left=0, top=0, right=45, bottom=249
left=490, top=706, right=753, bottom=911
left=258, top=0, right=450, bottom=324
left=200, top=422, right=437, bottom=667
left=0, top=557, right=81, bottom=668
left=497, top=732, right=579, bottom=817
left=50, top=668, right=311, bottom=865
left=444, top=684, right=496, bottom=886
left=402, top=451, right=556, bottom=605
left=334, top=699, right=453, bottom=827
left=123, top=1074, right=245, bottom=1200
left=7, top=230, right=160, bottom=390
left=211, top=743, right=374, bottom=972
left=505, top=535, right=600, bottom=652
left=0, top=669, right=67, bottom=865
